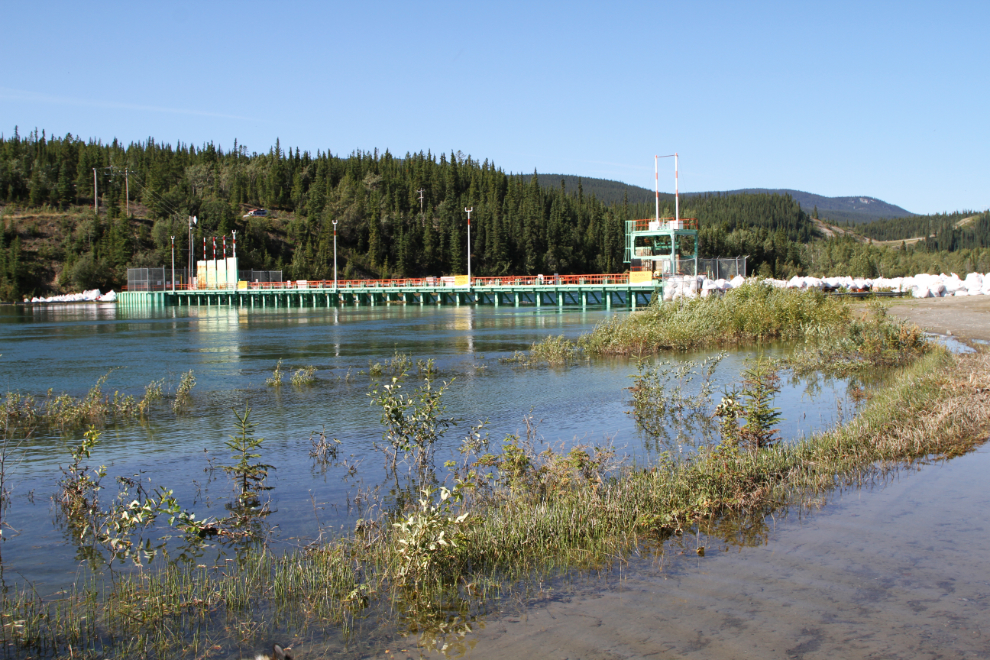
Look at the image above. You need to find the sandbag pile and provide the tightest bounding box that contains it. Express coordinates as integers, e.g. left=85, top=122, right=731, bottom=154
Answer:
left=664, top=272, right=990, bottom=301
left=27, top=289, right=117, bottom=304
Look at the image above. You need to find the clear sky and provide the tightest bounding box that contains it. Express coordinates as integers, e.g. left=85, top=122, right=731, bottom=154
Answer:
left=3, top=0, right=987, bottom=215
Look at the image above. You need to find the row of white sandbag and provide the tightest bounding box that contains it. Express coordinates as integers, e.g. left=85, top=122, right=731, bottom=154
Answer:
left=28, top=289, right=117, bottom=303
left=663, top=271, right=990, bottom=300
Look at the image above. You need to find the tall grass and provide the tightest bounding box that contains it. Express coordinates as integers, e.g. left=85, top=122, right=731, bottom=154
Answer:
left=1, top=372, right=185, bottom=436
left=579, top=282, right=850, bottom=355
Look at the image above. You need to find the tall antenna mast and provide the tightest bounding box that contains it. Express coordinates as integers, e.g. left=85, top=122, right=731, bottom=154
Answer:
left=657, top=154, right=678, bottom=222
left=654, top=155, right=659, bottom=224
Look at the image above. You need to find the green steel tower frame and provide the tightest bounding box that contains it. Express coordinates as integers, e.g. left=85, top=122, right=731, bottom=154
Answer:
left=624, top=217, right=699, bottom=281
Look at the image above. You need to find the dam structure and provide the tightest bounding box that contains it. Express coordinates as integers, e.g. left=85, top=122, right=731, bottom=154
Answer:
left=117, top=272, right=663, bottom=311
left=116, top=215, right=718, bottom=311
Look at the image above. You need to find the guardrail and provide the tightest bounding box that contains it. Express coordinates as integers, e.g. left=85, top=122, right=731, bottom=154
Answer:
left=122, top=273, right=642, bottom=292
left=626, top=218, right=699, bottom=231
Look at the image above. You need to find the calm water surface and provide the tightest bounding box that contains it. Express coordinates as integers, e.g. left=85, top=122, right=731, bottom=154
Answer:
left=0, top=302, right=850, bottom=597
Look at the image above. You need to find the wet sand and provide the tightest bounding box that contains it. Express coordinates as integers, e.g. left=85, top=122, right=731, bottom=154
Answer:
left=404, top=449, right=990, bottom=659
left=880, top=296, right=990, bottom=344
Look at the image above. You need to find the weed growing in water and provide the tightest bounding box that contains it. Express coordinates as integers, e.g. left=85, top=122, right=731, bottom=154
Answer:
left=417, top=357, right=439, bottom=379
left=502, top=335, right=579, bottom=366
left=55, top=427, right=205, bottom=566
left=370, top=376, right=454, bottom=476
left=309, top=425, right=342, bottom=467
left=172, top=370, right=196, bottom=413
left=391, top=486, right=469, bottom=590
left=291, top=365, right=316, bottom=386
left=266, top=359, right=284, bottom=387
left=368, top=350, right=414, bottom=380
left=629, top=353, right=725, bottom=450
left=138, top=377, right=165, bottom=415
left=789, top=301, right=930, bottom=376
left=579, top=282, right=850, bottom=355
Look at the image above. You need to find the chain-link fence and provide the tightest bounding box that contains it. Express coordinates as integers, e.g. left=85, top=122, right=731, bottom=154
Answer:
left=238, top=270, right=283, bottom=283
left=698, top=256, right=747, bottom=280
left=127, top=268, right=182, bottom=291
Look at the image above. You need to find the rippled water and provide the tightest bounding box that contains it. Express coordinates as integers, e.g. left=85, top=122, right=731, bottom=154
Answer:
left=0, top=302, right=851, bottom=596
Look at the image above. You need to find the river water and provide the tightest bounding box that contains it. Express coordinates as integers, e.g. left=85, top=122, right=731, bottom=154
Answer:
left=3, top=303, right=987, bottom=659
left=0, top=302, right=851, bottom=597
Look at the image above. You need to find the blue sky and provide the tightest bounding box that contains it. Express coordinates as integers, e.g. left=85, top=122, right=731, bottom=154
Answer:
left=3, top=1, right=987, bottom=214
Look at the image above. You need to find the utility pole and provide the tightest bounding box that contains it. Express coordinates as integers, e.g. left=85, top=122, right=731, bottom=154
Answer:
left=464, top=207, right=473, bottom=284
left=93, top=168, right=98, bottom=214
left=170, top=236, right=175, bottom=291
left=332, top=218, right=338, bottom=290
left=124, top=168, right=130, bottom=217
left=188, top=215, right=197, bottom=289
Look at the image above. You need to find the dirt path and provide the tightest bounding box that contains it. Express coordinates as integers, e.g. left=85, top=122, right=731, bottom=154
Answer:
left=868, top=295, right=990, bottom=344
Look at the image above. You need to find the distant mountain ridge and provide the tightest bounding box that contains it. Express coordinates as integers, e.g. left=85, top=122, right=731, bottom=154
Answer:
left=703, top=189, right=916, bottom=224
left=515, top=173, right=914, bottom=224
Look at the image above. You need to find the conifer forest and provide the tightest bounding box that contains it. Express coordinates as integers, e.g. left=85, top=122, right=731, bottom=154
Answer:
left=0, top=128, right=987, bottom=301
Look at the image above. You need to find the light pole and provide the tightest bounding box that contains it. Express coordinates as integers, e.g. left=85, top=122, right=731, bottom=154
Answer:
left=187, top=215, right=197, bottom=290
left=332, top=218, right=338, bottom=290
left=464, top=207, right=473, bottom=284
left=170, top=236, right=175, bottom=291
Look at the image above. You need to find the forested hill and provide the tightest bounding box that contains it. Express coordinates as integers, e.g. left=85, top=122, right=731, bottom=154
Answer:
left=704, top=189, right=915, bottom=224
left=853, top=211, right=989, bottom=251
left=0, top=128, right=985, bottom=301
left=517, top=175, right=915, bottom=225
left=509, top=174, right=660, bottom=206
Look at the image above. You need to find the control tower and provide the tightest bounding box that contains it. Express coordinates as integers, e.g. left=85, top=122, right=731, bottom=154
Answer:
left=623, top=217, right=698, bottom=283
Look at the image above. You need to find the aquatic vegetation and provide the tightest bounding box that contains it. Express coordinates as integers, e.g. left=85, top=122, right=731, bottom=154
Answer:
left=266, top=359, right=285, bottom=387
left=290, top=365, right=316, bottom=386
left=137, top=377, right=165, bottom=415
left=629, top=353, right=724, bottom=448
left=391, top=486, right=469, bottom=590
left=788, top=300, right=931, bottom=376
left=222, top=405, right=274, bottom=512
left=369, top=376, right=454, bottom=475
left=309, top=425, right=342, bottom=466
left=368, top=350, right=414, bottom=380
left=55, top=427, right=206, bottom=567
left=3, top=343, right=988, bottom=658
left=1, top=371, right=167, bottom=435
left=171, top=370, right=196, bottom=413
left=579, top=282, right=851, bottom=355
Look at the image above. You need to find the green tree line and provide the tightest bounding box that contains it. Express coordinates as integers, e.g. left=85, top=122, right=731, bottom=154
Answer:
left=2, top=127, right=985, bottom=301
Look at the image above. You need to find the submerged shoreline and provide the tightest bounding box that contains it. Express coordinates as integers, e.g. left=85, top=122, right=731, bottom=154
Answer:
left=2, top=292, right=989, bottom=659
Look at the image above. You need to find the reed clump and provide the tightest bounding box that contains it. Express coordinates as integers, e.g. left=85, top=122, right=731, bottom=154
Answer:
left=266, top=359, right=285, bottom=387
left=290, top=365, right=317, bottom=386
left=788, top=300, right=931, bottom=376
left=579, top=282, right=850, bottom=355
left=1, top=372, right=183, bottom=436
